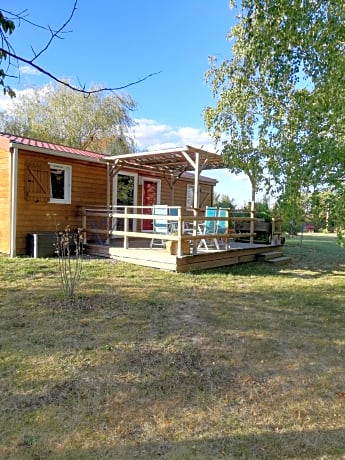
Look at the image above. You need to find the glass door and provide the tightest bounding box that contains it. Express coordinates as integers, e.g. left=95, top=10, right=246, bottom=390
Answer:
left=113, top=173, right=138, bottom=232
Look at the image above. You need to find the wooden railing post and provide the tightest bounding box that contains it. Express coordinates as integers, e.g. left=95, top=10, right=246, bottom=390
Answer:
left=124, top=207, right=129, bottom=249
left=250, top=202, right=255, bottom=245
left=192, top=208, right=199, bottom=255
left=177, top=207, right=183, bottom=257
left=81, top=207, right=87, bottom=243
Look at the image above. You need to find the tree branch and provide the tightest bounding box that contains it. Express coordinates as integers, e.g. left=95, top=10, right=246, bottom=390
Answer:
left=0, top=1, right=161, bottom=94
left=1, top=47, right=161, bottom=93
left=30, top=0, right=77, bottom=62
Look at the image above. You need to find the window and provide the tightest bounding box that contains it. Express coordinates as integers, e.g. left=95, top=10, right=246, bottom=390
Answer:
left=49, top=163, right=72, bottom=204
left=186, top=184, right=194, bottom=208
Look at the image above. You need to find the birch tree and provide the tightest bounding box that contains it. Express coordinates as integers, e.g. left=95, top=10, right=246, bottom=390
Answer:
left=204, top=0, right=345, bottom=216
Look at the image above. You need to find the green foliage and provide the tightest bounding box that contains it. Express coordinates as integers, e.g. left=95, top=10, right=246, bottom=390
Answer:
left=204, top=0, right=345, bottom=224
left=330, top=184, right=345, bottom=236
left=213, top=193, right=236, bottom=209
left=1, top=82, right=136, bottom=153
left=0, top=12, right=15, bottom=34
left=0, top=12, right=16, bottom=98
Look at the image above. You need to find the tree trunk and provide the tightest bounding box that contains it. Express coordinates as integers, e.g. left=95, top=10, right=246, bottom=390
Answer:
left=250, top=180, right=256, bottom=245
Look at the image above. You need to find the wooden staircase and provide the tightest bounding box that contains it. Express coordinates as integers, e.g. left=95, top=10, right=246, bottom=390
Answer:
left=257, top=251, right=292, bottom=265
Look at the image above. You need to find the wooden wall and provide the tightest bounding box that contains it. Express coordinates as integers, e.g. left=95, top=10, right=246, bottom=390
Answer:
left=133, top=173, right=214, bottom=210
left=1, top=145, right=215, bottom=255
left=0, top=147, right=11, bottom=254
left=173, top=176, right=214, bottom=210
left=15, top=150, right=107, bottom=255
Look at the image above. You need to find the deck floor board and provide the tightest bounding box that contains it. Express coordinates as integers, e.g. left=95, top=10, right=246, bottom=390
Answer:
left=86, top=238, right=284, bottom=272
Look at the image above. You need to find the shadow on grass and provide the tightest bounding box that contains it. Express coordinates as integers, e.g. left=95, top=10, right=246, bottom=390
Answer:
left=1, top=242, right=345, bottom=459
left=193, top=237, right=345, bottom=279
left=15, top=429, right=345, bottom=459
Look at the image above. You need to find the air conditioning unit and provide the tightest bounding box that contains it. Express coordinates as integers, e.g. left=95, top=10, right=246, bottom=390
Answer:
left=27, top=232, right=57, bottom=258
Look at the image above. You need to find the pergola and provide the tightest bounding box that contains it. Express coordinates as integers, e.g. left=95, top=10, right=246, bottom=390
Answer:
left=104, top=145, right=224, bottom=209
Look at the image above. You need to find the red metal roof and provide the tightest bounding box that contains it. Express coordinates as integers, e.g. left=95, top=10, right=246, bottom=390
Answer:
left=0, top=133, right=219, bottom=183
left=1, top=133, right=105, bottom=160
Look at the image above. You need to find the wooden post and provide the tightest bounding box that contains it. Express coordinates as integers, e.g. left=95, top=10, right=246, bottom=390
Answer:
left=193, top=151, right=200, bottom=209
left=170, top=175, right=175, bottom=205
left=106, top=163, right=111, bottom=244
left=124, top=206, right=129, bottom=249
left=250, top=201, right=255, bottom=245
left=272, top=217, right=276, bottom=245
left=177, top=207, right=183, bottom=257
left=81, top=207, right=87, bottom=243
left=192, top=152, right=200, bottom=255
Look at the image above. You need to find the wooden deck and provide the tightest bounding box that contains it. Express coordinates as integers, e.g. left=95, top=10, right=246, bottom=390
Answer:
left=82, top=206, right=285, bottom=272
left=86, top=239, right=284, bottom=272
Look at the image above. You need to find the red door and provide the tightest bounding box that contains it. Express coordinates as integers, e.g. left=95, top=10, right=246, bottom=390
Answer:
left=142, top=180, right=158, bottom=231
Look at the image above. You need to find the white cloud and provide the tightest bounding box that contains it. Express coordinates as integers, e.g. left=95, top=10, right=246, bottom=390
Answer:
left=132, top=118, right=216, bottom=152
left=19, top=65, right=41, bottom=76
left=131, top=118, right=253, bottom=206
left=0, top=92, right=13, bottom=111
left=0, top=88, right=33, bottom=112
left=0, top=85, right=52, bottom=112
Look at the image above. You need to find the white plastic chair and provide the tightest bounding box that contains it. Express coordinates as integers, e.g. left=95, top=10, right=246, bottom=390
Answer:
left=150, top=205, right=169, bottom=248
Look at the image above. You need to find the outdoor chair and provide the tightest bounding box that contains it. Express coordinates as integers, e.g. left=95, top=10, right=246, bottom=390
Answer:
left=198, top=206, right=219, bottom=250
left=168, top=207, right=179, bottom=233
left=217, top=208, right=230, bottom=248
left=198, top=207, right=230, bottom=250
left=150, top=205, right=169, bottom=248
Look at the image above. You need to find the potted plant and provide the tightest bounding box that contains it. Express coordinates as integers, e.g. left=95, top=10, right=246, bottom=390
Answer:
left=166, top=233, right=190, bottom=255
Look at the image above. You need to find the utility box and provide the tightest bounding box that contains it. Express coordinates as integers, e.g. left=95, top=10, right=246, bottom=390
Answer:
left=27, top=232, right=57, bottom=258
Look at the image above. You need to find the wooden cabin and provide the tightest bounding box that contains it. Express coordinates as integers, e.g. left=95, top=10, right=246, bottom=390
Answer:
left=0, top=133, right=218, bottom=256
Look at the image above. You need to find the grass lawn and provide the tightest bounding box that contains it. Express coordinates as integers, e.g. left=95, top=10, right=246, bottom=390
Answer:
left=1, top=233, right=345, bottom=459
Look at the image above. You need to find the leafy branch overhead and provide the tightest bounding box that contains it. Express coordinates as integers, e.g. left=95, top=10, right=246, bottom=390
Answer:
left=204, top=0, right=345, bottom=226
left=0, top=1, right=160, bottom=96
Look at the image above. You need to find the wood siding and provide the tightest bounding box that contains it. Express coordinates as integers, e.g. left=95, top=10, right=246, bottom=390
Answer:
left=134, top=173, right=214, bottom=210
left=16, top=150, right=107, bottom=255
left=1, top=143, right=215, bottom=256
left=0, top=147, right=11, bottom=254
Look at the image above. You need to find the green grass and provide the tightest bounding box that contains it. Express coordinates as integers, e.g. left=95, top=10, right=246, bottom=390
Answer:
left=1, top=233, right=345, bottom=459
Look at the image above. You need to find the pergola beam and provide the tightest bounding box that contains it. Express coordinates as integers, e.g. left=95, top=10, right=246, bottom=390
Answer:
left=104, top=145, right=223, bottom=210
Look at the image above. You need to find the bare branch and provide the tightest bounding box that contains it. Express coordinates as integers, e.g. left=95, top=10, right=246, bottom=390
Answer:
left=1, top=8, right=70, bottom=35
left=30, top=0, right=77, bottom=62
left=0, top=47, right=161, bottom=94
left=0, top=1, right=161, bottom=94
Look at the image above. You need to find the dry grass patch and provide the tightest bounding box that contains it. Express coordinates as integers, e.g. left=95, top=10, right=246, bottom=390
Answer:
left=1, top=234, right=345, bottom=459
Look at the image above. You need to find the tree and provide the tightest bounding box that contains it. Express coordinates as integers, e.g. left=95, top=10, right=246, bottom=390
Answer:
left=0, top=10, right=15, bottom=97
left=213, top=193, right=236, bottom=210
left=1, top=82, right=136, bottom=154
left=0, top=2, right=159, bottom=96
left=204, top=0, right=345, bottom=223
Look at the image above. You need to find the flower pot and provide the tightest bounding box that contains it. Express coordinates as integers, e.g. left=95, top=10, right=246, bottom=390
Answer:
left=166, top=240, right=190, bottom=255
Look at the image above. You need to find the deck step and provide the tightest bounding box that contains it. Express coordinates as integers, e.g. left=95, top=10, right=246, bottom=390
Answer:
left=257, top=251, right=283, bottom=262
left=266, top=256, right=292, bottom=265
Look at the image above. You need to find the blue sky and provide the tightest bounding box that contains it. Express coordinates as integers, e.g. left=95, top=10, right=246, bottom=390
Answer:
left=0, top=1, right=255, bottom=207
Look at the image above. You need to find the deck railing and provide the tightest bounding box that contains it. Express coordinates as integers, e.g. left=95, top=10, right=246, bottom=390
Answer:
left=79, top=206, right=282, bottom=257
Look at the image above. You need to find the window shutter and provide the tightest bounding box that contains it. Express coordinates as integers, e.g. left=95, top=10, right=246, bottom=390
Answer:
left=25, top=160, right=50, bottom=202
left=200, top=188, right=211, bottom=207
